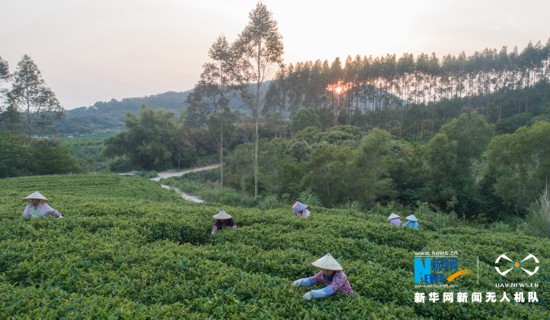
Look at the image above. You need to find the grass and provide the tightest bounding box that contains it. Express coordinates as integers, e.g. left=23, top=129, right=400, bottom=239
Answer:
left=524, top=186, right=550, bottom=238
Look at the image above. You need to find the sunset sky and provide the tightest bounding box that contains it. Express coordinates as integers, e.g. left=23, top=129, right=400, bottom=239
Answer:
left=1, top=0, right=549, bottom=109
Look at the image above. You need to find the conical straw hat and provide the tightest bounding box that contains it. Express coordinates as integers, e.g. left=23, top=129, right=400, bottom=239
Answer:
left=22, top=191, right=48, bottom=202
left=406, top=214, right=418, bottom=222
left=213, top=209, right=232, bottom=220
left=292, top=201, right=307, bottom=213
left=387, top=213, right=400, bottom=220
left=311, top=253, right=343, bottom=271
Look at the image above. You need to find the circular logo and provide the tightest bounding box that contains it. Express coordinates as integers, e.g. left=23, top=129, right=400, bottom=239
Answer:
left=495, top=253, right=539, bottom=277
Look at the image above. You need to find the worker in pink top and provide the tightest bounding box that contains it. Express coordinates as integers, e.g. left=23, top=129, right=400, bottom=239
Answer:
left=22, top=191, right=63, bottom=219
left=387, top=213, right=403, bottom=227
left=292, top=253, right=355, bottom=300
left=292, top=201, right=310, bottom=217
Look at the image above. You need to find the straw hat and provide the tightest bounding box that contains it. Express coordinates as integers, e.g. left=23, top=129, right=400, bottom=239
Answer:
left=212, top=209, right=232, bottom=220
left=292, top=201, right=307, bottom=213
left=311, top=253, right=343, bottom=271
left=387, top=213, right=400, bottom=220
left=22, top=191, right=48, bottom=202
left=406, top=214, right=418, bottom=222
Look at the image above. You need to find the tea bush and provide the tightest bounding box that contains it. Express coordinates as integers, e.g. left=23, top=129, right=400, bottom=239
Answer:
left=0, top=174, right=548, bottom=319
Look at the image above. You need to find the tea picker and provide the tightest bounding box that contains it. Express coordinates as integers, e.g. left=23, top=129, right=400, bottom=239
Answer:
left=292, top=253, right=355, bottom=300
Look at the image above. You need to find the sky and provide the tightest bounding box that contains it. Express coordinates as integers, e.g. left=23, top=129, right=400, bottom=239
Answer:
left=1, top=0, right=549, bottom=109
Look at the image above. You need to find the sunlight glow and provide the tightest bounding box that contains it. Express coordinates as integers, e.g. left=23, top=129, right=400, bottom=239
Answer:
left=327, top=81, right=349, bottom=95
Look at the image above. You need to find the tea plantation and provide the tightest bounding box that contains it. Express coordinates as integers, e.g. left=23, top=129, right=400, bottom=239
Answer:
left=0, top=174, right=548, bottom=319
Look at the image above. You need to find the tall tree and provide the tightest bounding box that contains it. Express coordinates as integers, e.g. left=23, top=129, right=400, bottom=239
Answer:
left=186, top=35, right=236, bottom=188
left=6, top=55, right=63, bottom=141
left=0, top=56, right=12, bottom=123
left=0, top=56, right=9, bottom=82
left=233, top=2, right=284, bottom=198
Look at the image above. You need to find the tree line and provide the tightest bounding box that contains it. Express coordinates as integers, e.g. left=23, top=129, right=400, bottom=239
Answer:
left=221, top=112, right=550, bottom=220
left=266, top=41, right=550, bottom=115
left=0, top=55, right=79, bottom=177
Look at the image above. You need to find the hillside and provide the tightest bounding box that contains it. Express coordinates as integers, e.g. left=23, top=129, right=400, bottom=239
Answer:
left=1, top=174, right=548, bottom=318
left=56, top=88, right=255, bottom=135
left=56, top=91, right=191, bottom=134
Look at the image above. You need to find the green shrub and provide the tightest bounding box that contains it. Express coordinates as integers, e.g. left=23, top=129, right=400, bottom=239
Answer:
left=258, top=194, right=281, bottom=210
left=1, top=174, right=549, bottom=318
left=491, top=221, right=512, bottom=232
left=298, top=188, right=321, bottom=206
left=524, top=186, right=550, bottom=238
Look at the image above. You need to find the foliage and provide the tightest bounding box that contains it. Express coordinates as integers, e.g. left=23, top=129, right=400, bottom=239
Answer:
left=290, top=107, right=321, bottom=134
left=60, top=133, right=114, bottom=172
left=0, top=133, right=81, bottom=178
left=5, top=55, right=63, bottom=140
left=55, top=91, right=190, bottom=134
left=30, top=139, right=81, bottom=175
left=0, top=133, right=33, bottom=177
left=0, top=56, right=9, bottom=107
left=0, top=174, right=548, bottom=319
left=297, top=188, right=322, bottom=207
left=103, top=105, right=196, bottom=171
left=0, top=56, right=9, bottom=82
left=491, top=221, right=512, bottom=233
left=523, top=186, right=550, bottom=238
left=421, top=113, right=494, bottom=216
left=233, top=2, right=284, bottom=197
left=185, top=35, right=241, bottom=189
left=487, top=121, right=550, bottom=213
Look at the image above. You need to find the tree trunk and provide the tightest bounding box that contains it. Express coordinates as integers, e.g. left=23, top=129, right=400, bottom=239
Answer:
left=220, top=118, right=224, bottom=189
left=254, top=112, right=259, bottom=198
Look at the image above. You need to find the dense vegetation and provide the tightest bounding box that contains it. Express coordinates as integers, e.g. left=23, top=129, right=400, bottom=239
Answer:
left=0, top=132, right=81, bottom=177
left=1, top=174, right=548, bottom=318
left=55, top=91, right=191, bottom=134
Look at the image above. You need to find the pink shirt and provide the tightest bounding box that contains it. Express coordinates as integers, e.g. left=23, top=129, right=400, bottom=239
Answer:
left=22, top=203, right=62, bottom=218
left=312, top=270, right=355, bottom=296
left=389, top=218, right=403, bottom=226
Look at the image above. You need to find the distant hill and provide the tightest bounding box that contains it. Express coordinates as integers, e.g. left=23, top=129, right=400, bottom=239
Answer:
left=56, top=91, right=191, bottom=134
left=56, top=88, right=255, bottom=135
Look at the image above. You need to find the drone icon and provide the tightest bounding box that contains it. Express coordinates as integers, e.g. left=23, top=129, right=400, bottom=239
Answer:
left=494, top=253, right=539, bottom=277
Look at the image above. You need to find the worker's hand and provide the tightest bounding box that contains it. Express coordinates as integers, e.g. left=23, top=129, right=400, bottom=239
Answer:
left=292, top=279, right=302, bottom=287
left=58, top=216, right=63, bottom=219
left=303, top=292, right=313, bottom=301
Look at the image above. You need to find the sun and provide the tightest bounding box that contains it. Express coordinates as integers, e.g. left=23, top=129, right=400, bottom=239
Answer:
left=327, top=81, right=347, bottom=95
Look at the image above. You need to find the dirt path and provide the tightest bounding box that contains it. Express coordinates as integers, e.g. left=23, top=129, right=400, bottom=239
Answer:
left=120, top=164, right=220, bottom=203
left=150, top=164, right=221, bottom=182
left=151, top=164, right=220, bottom=203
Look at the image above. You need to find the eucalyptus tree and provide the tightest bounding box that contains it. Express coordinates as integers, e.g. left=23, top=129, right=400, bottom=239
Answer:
left=0, top=56, right=9, bottom=82
left=0, top=56, right=15, bottom=131
left=186, top=35, right=236, bottom=188
left=264, top=67, right=289, bottom=116
left=6, top=55, right=63, bottom=141
left=232, top=2, right=284, bottom=198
